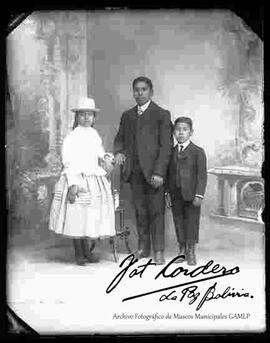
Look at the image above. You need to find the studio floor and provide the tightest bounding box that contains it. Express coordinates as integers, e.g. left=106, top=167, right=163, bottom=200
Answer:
left=7, top=209, right=265, bottom=335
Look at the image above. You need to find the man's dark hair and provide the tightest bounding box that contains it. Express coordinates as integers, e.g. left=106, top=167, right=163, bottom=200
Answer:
left=174, top=116, right=193, bottom=130
left=132, top=76, right=153, bottom=90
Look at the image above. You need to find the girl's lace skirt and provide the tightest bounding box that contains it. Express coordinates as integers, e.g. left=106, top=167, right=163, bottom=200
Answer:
left=49, top=174, right=115, bottom=238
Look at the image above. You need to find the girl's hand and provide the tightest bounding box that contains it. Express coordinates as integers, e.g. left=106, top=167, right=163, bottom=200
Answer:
left=104, top=153, right=115, bottom=164
left=68, top=185, right=78, bottom=204
left=102, top=153, right=115, bottom=174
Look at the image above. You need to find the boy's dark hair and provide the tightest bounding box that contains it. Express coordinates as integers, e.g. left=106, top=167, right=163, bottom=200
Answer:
left=174, top=116, right=193, bottom=130
left=132, top=76, right=153, bottom=90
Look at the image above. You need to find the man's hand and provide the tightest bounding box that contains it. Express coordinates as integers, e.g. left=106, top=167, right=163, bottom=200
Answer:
left=103, top=153, right=115, bottom=174
left=192, top=196, right=203, bottom=207
left=151, top=174, right=164, bottom=188
left=115, top=153, right=126, bottom=166
left=67, top=185, right=78, bottom=204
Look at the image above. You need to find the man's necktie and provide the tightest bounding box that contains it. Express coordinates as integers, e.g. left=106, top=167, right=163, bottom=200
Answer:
left=137, top=107, right=143, bottom=115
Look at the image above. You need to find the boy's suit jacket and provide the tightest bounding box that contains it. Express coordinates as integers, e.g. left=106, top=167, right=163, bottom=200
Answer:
left=114, top=101, right=173, bottom=183
left=167, top=142, right=207, bottom=201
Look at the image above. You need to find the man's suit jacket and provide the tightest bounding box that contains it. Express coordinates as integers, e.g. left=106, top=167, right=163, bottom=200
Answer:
left=114, top=101, right=173, bottom=183
left=167, top=142, right=207, bottom=201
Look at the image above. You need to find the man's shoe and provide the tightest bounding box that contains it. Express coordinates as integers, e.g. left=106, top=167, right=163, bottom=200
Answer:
left=174, top=243, right=186, bottom=263
left=154, top=251, right=165, bottom=265
left=134, top=249, right=150, bottom=259
left=186, top=243, right=197, bottom=266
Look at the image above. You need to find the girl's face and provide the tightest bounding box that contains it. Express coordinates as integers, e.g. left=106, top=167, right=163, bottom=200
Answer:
left=77, top=111, right=95, bottom=127
left=174, top=122, right=193, bottom=143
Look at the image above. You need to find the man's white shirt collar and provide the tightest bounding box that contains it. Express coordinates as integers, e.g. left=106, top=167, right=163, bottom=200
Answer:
left=138, top=100, right=151, bottom=113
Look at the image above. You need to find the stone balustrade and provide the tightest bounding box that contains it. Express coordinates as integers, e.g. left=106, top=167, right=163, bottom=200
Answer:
left=208, top=165, right=264, bottom=224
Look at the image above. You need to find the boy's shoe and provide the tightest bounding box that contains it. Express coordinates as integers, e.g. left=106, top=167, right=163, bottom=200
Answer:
left=186, top=243, right=197, bottom=266
left=174, top=243, right=186, bottom=263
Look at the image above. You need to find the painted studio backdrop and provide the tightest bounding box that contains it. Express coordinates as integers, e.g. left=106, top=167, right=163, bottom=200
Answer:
left=6, top=10, right=264, bottom=334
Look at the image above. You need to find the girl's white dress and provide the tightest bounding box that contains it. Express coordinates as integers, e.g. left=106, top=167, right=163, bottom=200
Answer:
left=49, top=126, right=115, bottom=238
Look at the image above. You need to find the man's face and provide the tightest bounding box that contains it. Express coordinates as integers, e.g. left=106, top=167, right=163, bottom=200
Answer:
left=174, top=122, right=193, bottom=143
left=77, top=111, right=95, bottom=127
left=133, top=81, right=153, bottom=106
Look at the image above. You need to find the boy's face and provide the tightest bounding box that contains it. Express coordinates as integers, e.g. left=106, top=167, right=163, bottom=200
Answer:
left=174, top=122, right=193, bottom=143
left=133, top=81, right=153, bottom=106
left=77, top=111, right=95, bottom=127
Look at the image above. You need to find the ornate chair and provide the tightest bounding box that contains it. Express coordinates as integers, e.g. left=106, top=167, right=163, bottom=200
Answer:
left=91, top=157, right=132, bottom=262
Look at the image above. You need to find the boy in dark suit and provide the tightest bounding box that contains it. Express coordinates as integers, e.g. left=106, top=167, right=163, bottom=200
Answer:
left=167, top=117, right=207, bottom=265
left=114, top=76, right=173, bottom=264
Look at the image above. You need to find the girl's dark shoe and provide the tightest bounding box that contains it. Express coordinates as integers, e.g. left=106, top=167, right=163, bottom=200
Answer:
left=76, top=257, right=87, bottom=266
left=73, top=239, right=87, bottom=266
left=81, top=238, right=100, bottom=263
left=84, top=253, right=100, bottom=263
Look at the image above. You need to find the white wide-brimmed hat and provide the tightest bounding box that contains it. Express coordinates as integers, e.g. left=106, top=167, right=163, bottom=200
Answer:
left=71, top=97, right=100, bottom=112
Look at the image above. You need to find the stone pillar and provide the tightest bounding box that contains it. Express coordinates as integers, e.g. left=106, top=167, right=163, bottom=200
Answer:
left=62, top=11, right=88, bottom=133
left=228, top=178, right=238, bottom=217
left=41, top=11, right=88, bottom=159
left=43, top=76, right=58, bottom=166
left=86, top=11, right=95, bottom=97
left=217, top=177, right=225, bottom=215
left=223, top=177, right=238, bottom=217
left=29, top=11, right=88, bottom=171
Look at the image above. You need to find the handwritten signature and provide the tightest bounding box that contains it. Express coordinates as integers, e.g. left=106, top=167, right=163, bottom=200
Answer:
left=106, top=254, right=253, bottom=310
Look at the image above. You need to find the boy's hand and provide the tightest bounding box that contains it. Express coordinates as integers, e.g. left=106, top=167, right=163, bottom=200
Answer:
left=68, top=185, right=78, bottom=204
left=151, top=174, right=164, bottom=188
left=192, top=196, right=203, bottom=207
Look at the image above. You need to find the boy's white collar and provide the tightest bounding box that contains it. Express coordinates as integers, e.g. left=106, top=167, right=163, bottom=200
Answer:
left=177, top=139, right=191, bottom=150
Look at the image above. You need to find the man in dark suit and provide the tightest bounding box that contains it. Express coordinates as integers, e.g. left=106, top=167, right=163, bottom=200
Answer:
left=167, top=116, right=207, bottom=265
left=114, top=76, right=173, bottom=264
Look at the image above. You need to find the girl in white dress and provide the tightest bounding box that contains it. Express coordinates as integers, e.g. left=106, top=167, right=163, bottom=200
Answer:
left=49, top=97, right=116, bottom=265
